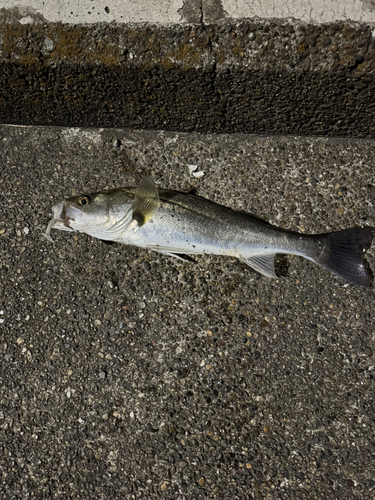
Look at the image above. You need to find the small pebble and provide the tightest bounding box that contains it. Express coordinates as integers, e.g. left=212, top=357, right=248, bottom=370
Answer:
left=193, top=171, right=205, bottom=178
left=160, top=482, right=169, bottom=491
left=99, top=371, right=106, bottom=379
left=188, top=164, right=198, bottom=174
left=198, top=477, right=205, bottom=487
left=365, top=347, right=373, bottom=357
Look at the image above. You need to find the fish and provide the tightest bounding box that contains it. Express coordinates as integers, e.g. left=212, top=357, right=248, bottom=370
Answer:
left=43, top=177, right=375, bottom=287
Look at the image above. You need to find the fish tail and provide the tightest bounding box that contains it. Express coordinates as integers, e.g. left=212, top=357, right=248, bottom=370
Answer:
left=309, top=227, right=375, bottom=286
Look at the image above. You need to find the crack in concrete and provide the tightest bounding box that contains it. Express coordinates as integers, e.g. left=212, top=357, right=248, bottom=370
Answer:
left=178, top=0, right=227, bottom=24
left=200, top=0, right=204, bottom=23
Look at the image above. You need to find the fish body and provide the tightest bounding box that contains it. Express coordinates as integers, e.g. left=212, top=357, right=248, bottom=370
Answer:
left=45, top=179, right=375, bottom=287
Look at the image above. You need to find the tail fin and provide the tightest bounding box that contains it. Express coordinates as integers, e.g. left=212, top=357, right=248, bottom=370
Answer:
left=312, top=227, right=375, bottom=287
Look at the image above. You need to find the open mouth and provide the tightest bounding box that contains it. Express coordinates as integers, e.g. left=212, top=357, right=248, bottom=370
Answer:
left=52, top=201, right=84, bottom=230
left=43, top=200, right=78, bottom=242
left=64, top=205, right=84, bottom=229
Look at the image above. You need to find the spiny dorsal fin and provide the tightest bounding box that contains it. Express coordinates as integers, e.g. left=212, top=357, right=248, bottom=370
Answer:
left=241, top=254, right=277, bottom=279
left=133, top=177, right=160, bottom=227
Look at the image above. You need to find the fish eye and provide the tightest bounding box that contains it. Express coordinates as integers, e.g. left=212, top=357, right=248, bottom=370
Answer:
left=78, top=196, right=90, bottom=206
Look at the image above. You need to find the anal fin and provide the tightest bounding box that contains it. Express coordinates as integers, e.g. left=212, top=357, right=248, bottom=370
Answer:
left=241, top=254, right=278, bottom=279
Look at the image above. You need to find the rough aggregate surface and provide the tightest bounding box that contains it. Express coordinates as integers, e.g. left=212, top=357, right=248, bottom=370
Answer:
left=0, top=19, right=375, bottom=136
left=0, top=125, right=375, bottom=499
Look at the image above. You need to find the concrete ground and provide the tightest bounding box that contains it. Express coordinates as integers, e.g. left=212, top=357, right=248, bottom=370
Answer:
left=1, top=0, right=375, bottom=24
left=0, top=125, right=374, bottom=499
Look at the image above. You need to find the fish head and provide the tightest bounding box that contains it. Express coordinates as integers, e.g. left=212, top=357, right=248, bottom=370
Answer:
left=52, top=192, right=111, bottom=233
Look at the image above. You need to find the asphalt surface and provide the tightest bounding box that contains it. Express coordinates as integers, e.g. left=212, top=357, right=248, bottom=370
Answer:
left=0, top=125, right=375, bottom=499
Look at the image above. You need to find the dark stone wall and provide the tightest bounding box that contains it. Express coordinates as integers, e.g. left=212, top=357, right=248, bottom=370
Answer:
left=1, top=20, right=375, bottom=136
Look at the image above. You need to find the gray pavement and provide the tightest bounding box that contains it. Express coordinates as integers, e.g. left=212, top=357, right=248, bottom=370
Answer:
left=1, top=125, right=375, bottom=499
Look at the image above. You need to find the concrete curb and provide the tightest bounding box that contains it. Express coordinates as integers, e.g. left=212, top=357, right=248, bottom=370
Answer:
left=1, top=19, right=375, bottom=136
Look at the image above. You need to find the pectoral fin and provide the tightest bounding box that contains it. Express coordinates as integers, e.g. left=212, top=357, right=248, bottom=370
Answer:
left=133, top=177, right=160, bottom=227
left=116, top=177, right=160, bottom=235
left=241, top=254, right=277, bottom=279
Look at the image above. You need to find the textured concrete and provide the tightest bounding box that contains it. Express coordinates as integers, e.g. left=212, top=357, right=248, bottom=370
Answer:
left=222, top=0, right=375, bottom=24
left=1, top=0, right=375, bottom=24
left=1, top=20, right=375, bottom=136
left=0, top=1, right=184, bottom=24
left=0, top=125, right=375, bottom=499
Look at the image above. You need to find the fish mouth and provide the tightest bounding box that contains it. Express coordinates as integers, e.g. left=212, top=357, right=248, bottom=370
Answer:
left=64, top=205, right=83, bottom=229
left=52, top=201, right=82, bottom=230
left=43, top=200, right=82, bottom=243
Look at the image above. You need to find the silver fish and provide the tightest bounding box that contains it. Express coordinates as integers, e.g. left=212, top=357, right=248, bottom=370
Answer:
left=44, top=177, right=375, bottom=287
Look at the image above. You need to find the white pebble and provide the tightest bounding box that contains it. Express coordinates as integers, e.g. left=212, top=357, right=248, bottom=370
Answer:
left=193, top=171, right=205, bottom=178
left=23, top=227, right=29, bottom=235
left=0, top=319, right=4, bottom=324
left=188, top=164, right=198, bottom=174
